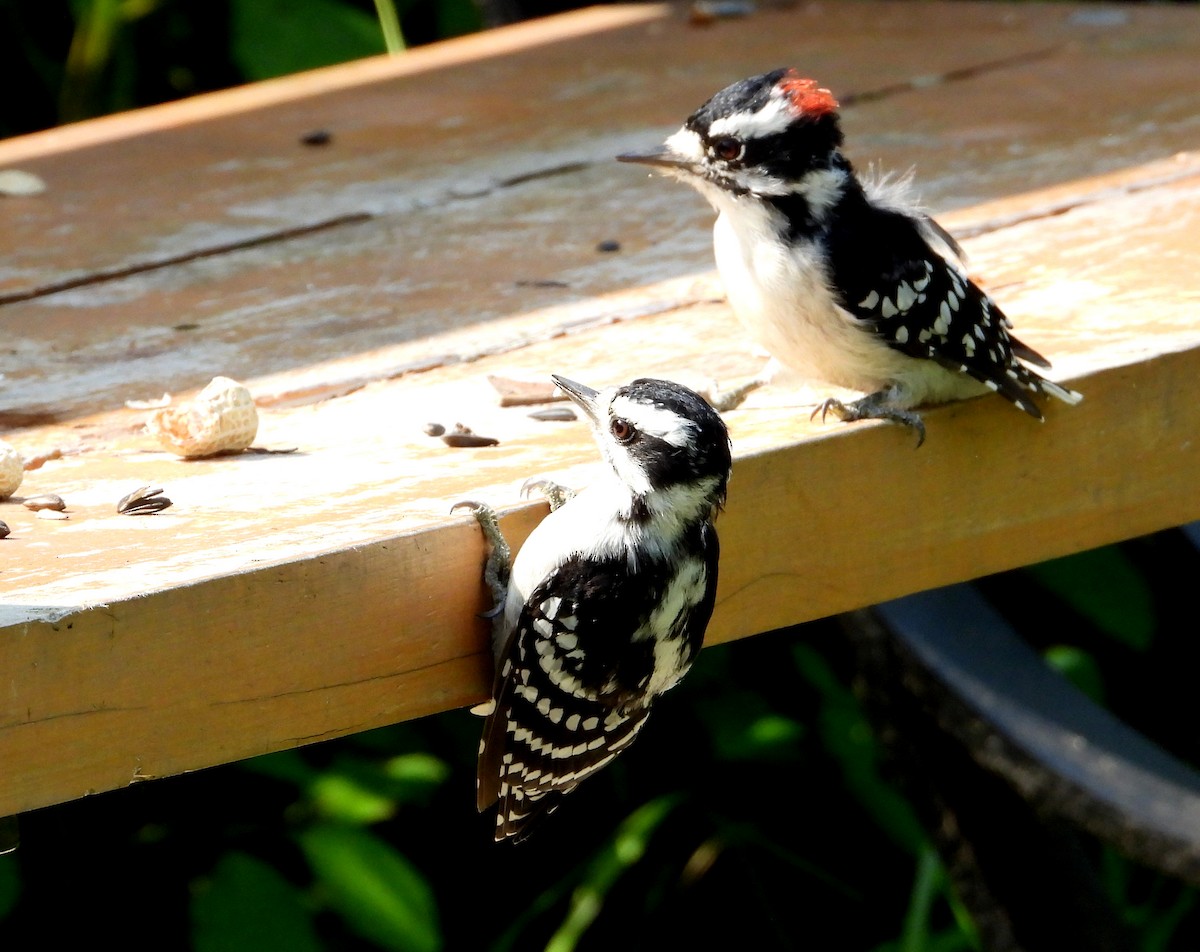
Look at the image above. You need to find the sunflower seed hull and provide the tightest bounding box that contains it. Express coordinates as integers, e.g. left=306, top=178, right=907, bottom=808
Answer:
left=441, top=434, right=500, bottom=448
left=24, top=494, right=66, bottom=511
left=528, top=407, right=577, bottom=422
left=117, top=485, right=164, bottom=513
left=120, top=498, right=173, bottom=515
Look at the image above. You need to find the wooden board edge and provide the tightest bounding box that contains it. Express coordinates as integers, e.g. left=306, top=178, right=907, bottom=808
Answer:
left=3, top=340, right=1199, bottom=815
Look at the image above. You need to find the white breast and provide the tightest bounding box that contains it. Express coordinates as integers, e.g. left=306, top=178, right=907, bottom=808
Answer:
left=710, top=200, right=980, bottom=407
left=504, top=482, right=609, bottom=635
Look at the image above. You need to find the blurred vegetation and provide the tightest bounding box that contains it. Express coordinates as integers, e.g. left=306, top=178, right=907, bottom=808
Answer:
left=1, top=529, right=1199, bottom=948
left=3, top=1, right=1200, bottom=948
left=0, top=0, right=489, bottom=139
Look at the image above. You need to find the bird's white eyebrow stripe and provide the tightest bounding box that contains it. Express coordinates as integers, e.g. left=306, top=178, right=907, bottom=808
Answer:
left=610, top=396, right=697, bottom=447
left=707, top=98, right=793, bottom=140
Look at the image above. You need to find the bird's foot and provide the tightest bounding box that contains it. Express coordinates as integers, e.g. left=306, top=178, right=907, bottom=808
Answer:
left=702, top=375, right=767, bottom=413
left=811, top=393, right=927, bottom=448
left=451, top=500, right=511, bottom=616
left=701, top=357, right=780, bottom=412
left=521, top=478, right=576, bottom=512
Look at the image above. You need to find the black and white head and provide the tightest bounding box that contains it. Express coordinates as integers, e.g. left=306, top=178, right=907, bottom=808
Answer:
left=552, top=375, right=731, bottom=516
left=619, top=68, right=846, bottom=213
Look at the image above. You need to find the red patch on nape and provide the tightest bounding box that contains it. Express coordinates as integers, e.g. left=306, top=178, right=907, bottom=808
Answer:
left=777, top=72, right=839, bottom=117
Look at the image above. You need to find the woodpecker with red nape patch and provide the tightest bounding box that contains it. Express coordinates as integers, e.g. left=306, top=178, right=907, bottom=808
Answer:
left=457, top=374, right=731, bottom=841
left=619, top=69, right=1081, bottom=445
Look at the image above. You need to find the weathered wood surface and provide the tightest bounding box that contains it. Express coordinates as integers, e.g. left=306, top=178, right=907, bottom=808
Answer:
left=1, top=1, right=1199, bottom=817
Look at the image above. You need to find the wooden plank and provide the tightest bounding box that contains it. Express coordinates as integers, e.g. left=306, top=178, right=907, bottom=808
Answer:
left=4, top=2, right=1200, bottom=420
left=3, top=162, right=1199, bottom=817
left=2, top=1, right=1200, bottom=816
left=9, top=153, right=1200, bottom=616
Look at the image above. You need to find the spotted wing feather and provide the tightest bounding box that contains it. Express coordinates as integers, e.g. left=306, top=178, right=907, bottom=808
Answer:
left=479, top=531, right=718, bottom=842
left=828, top=199, right=1077, bottom=416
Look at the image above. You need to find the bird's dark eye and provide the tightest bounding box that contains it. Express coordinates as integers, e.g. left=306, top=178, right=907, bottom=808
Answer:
left=711, top=137, right=744, bottom=162
left=610, top=418, right=636, bottom=443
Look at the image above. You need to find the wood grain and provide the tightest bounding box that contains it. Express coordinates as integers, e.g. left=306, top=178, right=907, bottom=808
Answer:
left=2, top=1, right=1200, bottom=816
left=4, top=1, right=1199, bottom=419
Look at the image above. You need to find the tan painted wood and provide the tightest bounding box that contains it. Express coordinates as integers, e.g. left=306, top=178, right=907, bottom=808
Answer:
left=1, top=1, right=1200, bottom=816
left=4, top=1, right=1200, bottom=422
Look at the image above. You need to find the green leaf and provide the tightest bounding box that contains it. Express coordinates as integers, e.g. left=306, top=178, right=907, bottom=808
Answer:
left=1139, top=885, right=1197, bottom=952
left=229, top=0, right=387, bottom=81
left=241, top=750, right=450, bottom=825
left=191, top=852, right=322, bottom=952
left=1026, top=547, right=1155, bottom=650
left=310, top=772, right=396, bottom=825
left=898, top=846, right=944, bottom=952
left=382, top=753, right=452, bottom=800
left=1043, top=645, right=1105, bottom=704
left=872, top=847, right=978, bottom=952
left=299, top=824, right=440, bottom=952
left=544, top=796, right=680, bottom=952
left=311, top=753, right=450, bottom=823
left=692, top=688, right=805, bottom=762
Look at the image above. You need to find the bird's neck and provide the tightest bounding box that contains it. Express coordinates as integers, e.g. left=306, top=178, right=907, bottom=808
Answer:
left=589, top=472, right=720, bottom=564
left=761, top=151, right=859, bottom=240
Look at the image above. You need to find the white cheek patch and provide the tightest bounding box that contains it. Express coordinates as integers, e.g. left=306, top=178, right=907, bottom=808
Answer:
left=610, top=395, right=698, bottom=448
left=606, top=449, right=653, bottom=499
left=665, top=126, right=704, bottom=162
left=731, top=167, right=789, bottom=197
left=792, top=167, right=849, bottom=215
left=708, top=98, right=793, bottom=141
left=729, top=163, right=847, bottom=205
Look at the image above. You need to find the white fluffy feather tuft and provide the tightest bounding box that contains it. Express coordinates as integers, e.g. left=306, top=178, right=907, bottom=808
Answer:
left=862, top=164, right=967, bottom=268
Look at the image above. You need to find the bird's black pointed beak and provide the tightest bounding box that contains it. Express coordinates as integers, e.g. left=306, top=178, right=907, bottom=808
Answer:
left=552, top=375, right=603, bottom=425
left=617, top=145, right=694, bottom=171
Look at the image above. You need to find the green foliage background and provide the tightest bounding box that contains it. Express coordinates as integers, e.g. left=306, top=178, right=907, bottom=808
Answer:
left=3, top=3, right=1200, bottom=948
left=0, top=0, right=483, bottom=138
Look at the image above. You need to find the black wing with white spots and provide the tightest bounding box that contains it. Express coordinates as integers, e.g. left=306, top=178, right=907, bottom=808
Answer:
left=478, top=528, right=719, bottom=842
left=827, top=195, right=1078, bottom=417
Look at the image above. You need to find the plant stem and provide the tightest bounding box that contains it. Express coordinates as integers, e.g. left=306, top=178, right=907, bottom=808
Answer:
left=373, top=0, right=406, bottom=53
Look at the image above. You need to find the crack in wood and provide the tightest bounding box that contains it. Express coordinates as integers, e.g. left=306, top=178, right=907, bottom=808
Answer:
left=0, top=160, right=598, bottom=310
left=208, top=651, right=488, bottom=705
left=1, top=704, right=152, bottom=730
left=495, top=160, right=592, bottom=188
left=0, top=47, right=1070, bottom=313
left=0, top=212, right=373, bottom=307
left=840, top=45, right=1064, bottom=108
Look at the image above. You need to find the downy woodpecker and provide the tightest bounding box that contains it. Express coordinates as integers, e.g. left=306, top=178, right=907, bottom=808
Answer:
left=460, top=375, right=731, bottom=841
left=619, top=69, right=1081, bottom=445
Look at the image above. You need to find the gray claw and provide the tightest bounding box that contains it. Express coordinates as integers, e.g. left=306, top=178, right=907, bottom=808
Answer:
left=521, top=478, right=576, bottom=512
left=455, top=500, right=511, bottom=619
left=703, top=375, right=767, bottom=412
left=811, top=394, right=927, bottom=449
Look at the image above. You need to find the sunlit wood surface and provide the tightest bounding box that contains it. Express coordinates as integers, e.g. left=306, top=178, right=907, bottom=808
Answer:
left=2, top=1, right=1199, bottom=817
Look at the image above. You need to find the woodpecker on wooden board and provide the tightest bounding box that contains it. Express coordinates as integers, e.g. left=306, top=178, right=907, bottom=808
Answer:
left=619, top=68, right=1081, bottom=446
left=456, top=374, right=731, bottom=841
